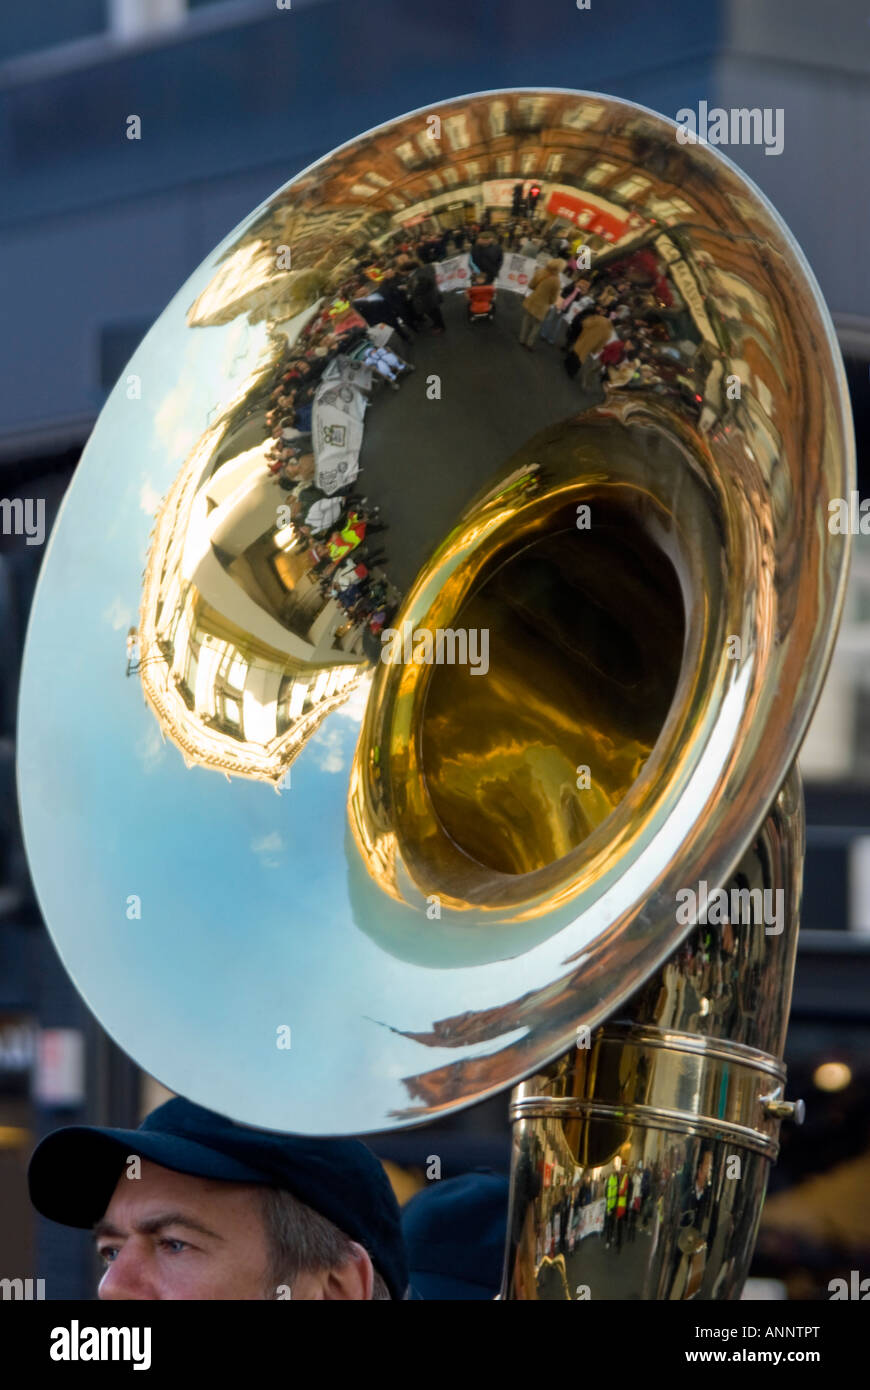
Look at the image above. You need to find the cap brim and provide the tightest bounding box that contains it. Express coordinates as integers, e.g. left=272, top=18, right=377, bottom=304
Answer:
left=28, top=1125, right=271, bottom=1229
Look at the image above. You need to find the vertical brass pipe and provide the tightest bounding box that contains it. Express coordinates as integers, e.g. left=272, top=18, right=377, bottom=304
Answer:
left=502, top=766, right=804, bottom=1300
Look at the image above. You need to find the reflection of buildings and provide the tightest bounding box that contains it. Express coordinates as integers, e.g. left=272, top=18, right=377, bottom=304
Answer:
left=190, top=93, right=698, bottom=330
left=184, top=88, right=791, bottom=465
left=293, top=91, right=720, bottom=267
left=139, top=435, right=366, bottom=784
left=309, top=95, right=662, bottom=232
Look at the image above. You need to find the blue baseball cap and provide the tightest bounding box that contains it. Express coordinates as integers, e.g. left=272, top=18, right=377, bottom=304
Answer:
left=28, top=1097, right=408, bottom=1300
left=402, top=1170, right=509, bottom=1299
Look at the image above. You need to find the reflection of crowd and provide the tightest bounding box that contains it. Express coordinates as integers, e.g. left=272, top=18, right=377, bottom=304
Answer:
left=262, top=305, right=407, bottom=649
left=533, top=1142, right=716, bottom=1285
left=259, top=207, right=711, bottom=655
left=259, top=221, right=482, bottom=650
left=536, top=1157, right=655, bottom=1264
left=467, top=217, right=707, bottom=407
left=370, top=211, right=710, bottom=415
left=258, top=219, right=501, bottom=651
left=558, top=250, right=705, bottom=409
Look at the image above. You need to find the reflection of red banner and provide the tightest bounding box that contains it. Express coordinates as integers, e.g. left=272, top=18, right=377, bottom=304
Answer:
left=546, top=190, right=629, bottom=242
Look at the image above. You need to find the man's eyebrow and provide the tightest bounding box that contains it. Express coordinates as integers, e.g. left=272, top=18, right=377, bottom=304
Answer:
left=93, top=1211, right=226, bottom=1242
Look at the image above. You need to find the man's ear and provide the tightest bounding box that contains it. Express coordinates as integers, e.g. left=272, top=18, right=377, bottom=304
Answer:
left=322, top=1242, right=375, bottom=1301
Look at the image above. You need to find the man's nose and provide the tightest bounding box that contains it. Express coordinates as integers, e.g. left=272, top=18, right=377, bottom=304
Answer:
left=98, top=1245, right=156, bottom=1301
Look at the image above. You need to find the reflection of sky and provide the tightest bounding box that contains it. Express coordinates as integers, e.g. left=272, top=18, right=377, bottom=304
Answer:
left=17, top=181, right=736, bottom=1137
left=16, top=210, right=580, bottom=1135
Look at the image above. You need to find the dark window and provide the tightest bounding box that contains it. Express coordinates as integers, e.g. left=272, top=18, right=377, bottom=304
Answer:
left=0, top=3, right=105, bottom=63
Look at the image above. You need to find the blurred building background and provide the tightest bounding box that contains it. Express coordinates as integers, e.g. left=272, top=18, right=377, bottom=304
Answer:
left=1, top=0, right=869, bottom=1299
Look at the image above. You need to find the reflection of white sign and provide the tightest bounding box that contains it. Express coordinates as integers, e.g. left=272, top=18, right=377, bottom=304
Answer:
left=654, top=233, right=683, bottom=265
left=435, top=253, right=471, bottom=293
left=578, top=1198, right=606, bottom=1240
left=315, top=382, right=367, bottom=424
left=654, top=236, right=716, bottom=343
left=36, top=1029, right=85, bottom=1106
left=482, top=178, right=527, bottom=208
left=306, top=496, right=343, bottom=533
left=496, top=254, right=538, bottom=293
left=321, top=356, right=374, bottom=391
left=561, top=287, right=595, bottom=325
left=313, top=383, right=365, bottom=495
left=667, top=257, right=718, bottom=346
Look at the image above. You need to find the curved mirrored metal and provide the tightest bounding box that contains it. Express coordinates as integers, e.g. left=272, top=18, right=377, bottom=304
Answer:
left=18, top=90, right=852, bottom=1133
left=503, top=765, right=804, bottom=1299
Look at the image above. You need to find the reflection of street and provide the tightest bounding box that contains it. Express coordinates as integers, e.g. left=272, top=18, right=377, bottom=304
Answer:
left=358, top=289, right=600, bottom=593
left=559, top=1227, right=656, bottom=1300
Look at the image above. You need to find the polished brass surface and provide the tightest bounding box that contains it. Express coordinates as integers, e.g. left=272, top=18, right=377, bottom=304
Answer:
left=353, top=463, right=697, bottom=908
left=503, top=770, right=805, bottom=1298
left=505, top=1111, right=777, bottom=1301
left=421, top=508, right=685, bottom=876
left=18, top=91, right=852, bottom=1144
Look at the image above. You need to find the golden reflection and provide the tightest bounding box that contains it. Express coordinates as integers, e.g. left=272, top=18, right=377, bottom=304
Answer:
left=133, top=88, right=829, bottom=808
left=420, top=520, right=683, bottom=875
left=35, top=86, right=844, bottom=1145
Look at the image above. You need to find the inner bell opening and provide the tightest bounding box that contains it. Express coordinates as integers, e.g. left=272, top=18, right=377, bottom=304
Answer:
left=419, top=508, right=686, bottom=877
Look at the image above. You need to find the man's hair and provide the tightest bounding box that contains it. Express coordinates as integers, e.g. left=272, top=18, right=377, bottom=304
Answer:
left=258, top=1187, right=391, bottom=1299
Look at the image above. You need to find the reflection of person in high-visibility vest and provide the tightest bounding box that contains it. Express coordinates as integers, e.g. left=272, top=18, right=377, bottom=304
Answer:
left=604, top=1170, right=618, bottom=1247
left=327, top=512, right=366, bottom=564
left=326, top=297, right=367, bottom=335
left=615, top=1170, right=630, bottom=1250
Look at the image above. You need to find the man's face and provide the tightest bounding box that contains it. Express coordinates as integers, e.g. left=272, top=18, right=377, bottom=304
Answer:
left=95, top=1160, right=272, bottom=1300
left=94, top=1159, right=375, bottom=1300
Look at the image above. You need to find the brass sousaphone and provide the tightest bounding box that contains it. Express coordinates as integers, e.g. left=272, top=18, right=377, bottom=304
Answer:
left=18, top=90, right=853, bottom=1299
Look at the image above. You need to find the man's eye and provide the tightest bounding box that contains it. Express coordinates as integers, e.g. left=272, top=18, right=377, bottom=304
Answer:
left=98, top=1246, right=118, bottom=1264
left=159, top=1238, right=190, bottom=1254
